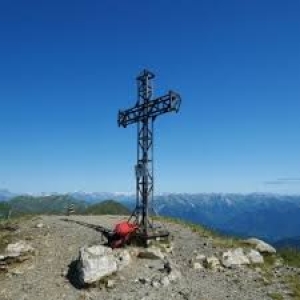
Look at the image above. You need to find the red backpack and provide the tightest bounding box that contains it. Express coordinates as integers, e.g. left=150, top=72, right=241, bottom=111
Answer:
left=114, top=221, right=138, bottom=237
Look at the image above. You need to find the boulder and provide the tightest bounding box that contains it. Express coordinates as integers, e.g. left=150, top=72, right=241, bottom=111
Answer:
left=221, top=248, right=250, bottom=268
left=77, top=245, right=117, bottom=285
left=138, top=247, right=165, bottom=260
left=4, top=241, right=34, bottom=258
left=244, top=238, right=276, bottom=254
left=246, top=249, right=264, bottom=264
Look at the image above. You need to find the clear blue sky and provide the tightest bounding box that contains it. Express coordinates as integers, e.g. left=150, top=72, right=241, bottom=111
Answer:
left=0, top=0, right=299, bottom=194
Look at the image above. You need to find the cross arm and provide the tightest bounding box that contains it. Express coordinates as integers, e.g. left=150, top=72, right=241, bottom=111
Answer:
left=118, top=91, right=181, bottom=128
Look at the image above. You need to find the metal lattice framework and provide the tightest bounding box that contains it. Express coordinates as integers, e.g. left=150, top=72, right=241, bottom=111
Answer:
left=118, top=70, right=181, bottom=238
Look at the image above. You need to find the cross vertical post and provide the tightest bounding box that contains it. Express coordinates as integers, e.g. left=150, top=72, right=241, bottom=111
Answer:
left=118, top=70, right=181, bottom=241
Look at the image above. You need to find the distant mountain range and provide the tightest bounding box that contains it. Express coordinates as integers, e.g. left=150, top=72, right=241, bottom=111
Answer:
left=1, top=190, right=300, bottom=245
left=274, top=237, right=300, bottom=250
left=0, top=189, right=17, bottom=201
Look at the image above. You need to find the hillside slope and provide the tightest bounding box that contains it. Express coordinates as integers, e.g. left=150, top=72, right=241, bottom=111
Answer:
left=83, top=200, right=130, bottom=215
left=0, top=215, right=299, bottom=300
left=8, top=195, right=87, bottom=216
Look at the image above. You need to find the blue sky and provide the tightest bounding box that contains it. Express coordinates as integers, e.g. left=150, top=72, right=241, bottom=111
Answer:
left=0, top=0, right=299, bottom=194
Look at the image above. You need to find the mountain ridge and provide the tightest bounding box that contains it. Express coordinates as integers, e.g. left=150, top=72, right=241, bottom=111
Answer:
left=1, top=190, right=300, bottom=245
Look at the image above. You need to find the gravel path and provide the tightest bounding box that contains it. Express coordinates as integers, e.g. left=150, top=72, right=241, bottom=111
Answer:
left=0, top=215, right=297, bottom=300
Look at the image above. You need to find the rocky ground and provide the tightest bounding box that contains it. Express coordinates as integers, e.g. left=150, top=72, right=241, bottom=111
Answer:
left=0, top=215, right=299, bottom=300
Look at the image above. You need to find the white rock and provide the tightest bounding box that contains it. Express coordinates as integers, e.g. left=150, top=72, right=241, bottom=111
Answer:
left=244, top=238, right=276, bottom=254
left=193, top=262, right=203, bottom=270
left=195, top=254, right=206, bottom=262
left=204, top=256, right=220, bottom=269
left=36, top=223, right=44, bottom=228
left=168, top=269, right=182, bottom=282
left=0, top=255, right=5, bottom=260
left=106, top=279, right=116, bottom=288
left=222, top=248, right=250, bottom=268
left=138, top=247, right=165, bottom=260
left=10, top=269, right=24, bottom=275
left=129, top=248, right=140, bottom=257
left=160, top=242, right=174, bottom=254
left=160, top=276, right=170, bottom=286
left=5, top=241, right=34, bottom=258
left=246, top=249, right=264, bottom=264
left=151, top=280, right=160, bottom=288
left=77, top=245, right=117, bottom=284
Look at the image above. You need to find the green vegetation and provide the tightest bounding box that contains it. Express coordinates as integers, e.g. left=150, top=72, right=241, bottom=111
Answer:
left=0, top=227, right=12, bottom=252
left=0, top=202, right=11, bottom=219
left=155, top=215, right=247, bottom=248
left=279, top=248, right=300, bottom=268
left=6, top=195, right=87, bottom=216
left=1, top=196, right=129, bottom=217
left=84, top=200, right=130, bottom=215
left=285, top=275, right=300, bottom=300
left=263, top=253, right=277, bottom=267
left=268, top=292, right=284, bottom=300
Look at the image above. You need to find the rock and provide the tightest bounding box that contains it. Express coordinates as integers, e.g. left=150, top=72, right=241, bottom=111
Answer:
left=160, top=276, right=170, bottom=286
left=4, top=241, right=34, bottom=258
left=139, top=277, right=149, bottom=284
left=36, top=223, right=44, bottom=228
left=138, top=247, right=165, bottom=260
left=261, top=277, right=271, bottom=285
left=77, top=245, right=117, bottom=285
left=221, top=248, right=250, bottom=268
left=160, top=242, right=174, bottom=254
left=0, top=255, right=5, bottom=260
left=10, top=268, right=24, bottom=275
left=106, top=279, right=116, bottom=288
left=129, top=248, right=140, bottom=257
left=204, top=256, right=220, bottom=269
left=195, top=254, right=206, bottom=262
left=168, top=269, right=182, bottom=282
left=192, top=262, right=203, bottom=270
left=246, top=249, right=264, bottom=264
left=113, top=249, right=131, bottom=271
left=163, top=260, right=172, bottom=273
left=244, top=238, right=276, bottom=254
left=151, top=280, right=160, bottom=288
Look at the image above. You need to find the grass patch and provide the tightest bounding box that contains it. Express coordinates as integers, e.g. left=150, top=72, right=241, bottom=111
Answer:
left=285, top=274, right=300, bottom=299
left=0, top=231, right=13, bottom=253
left=268, top=292, right=284, bottom=300
left=255, top=253, right=277, bottom=284
left=263, top=254, right=277, bottom=268
left=279, top=248, right=300, bottom=268
left=0, top=215, right=34, bottom=252
left=154, top=216, right=247, bottom=249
